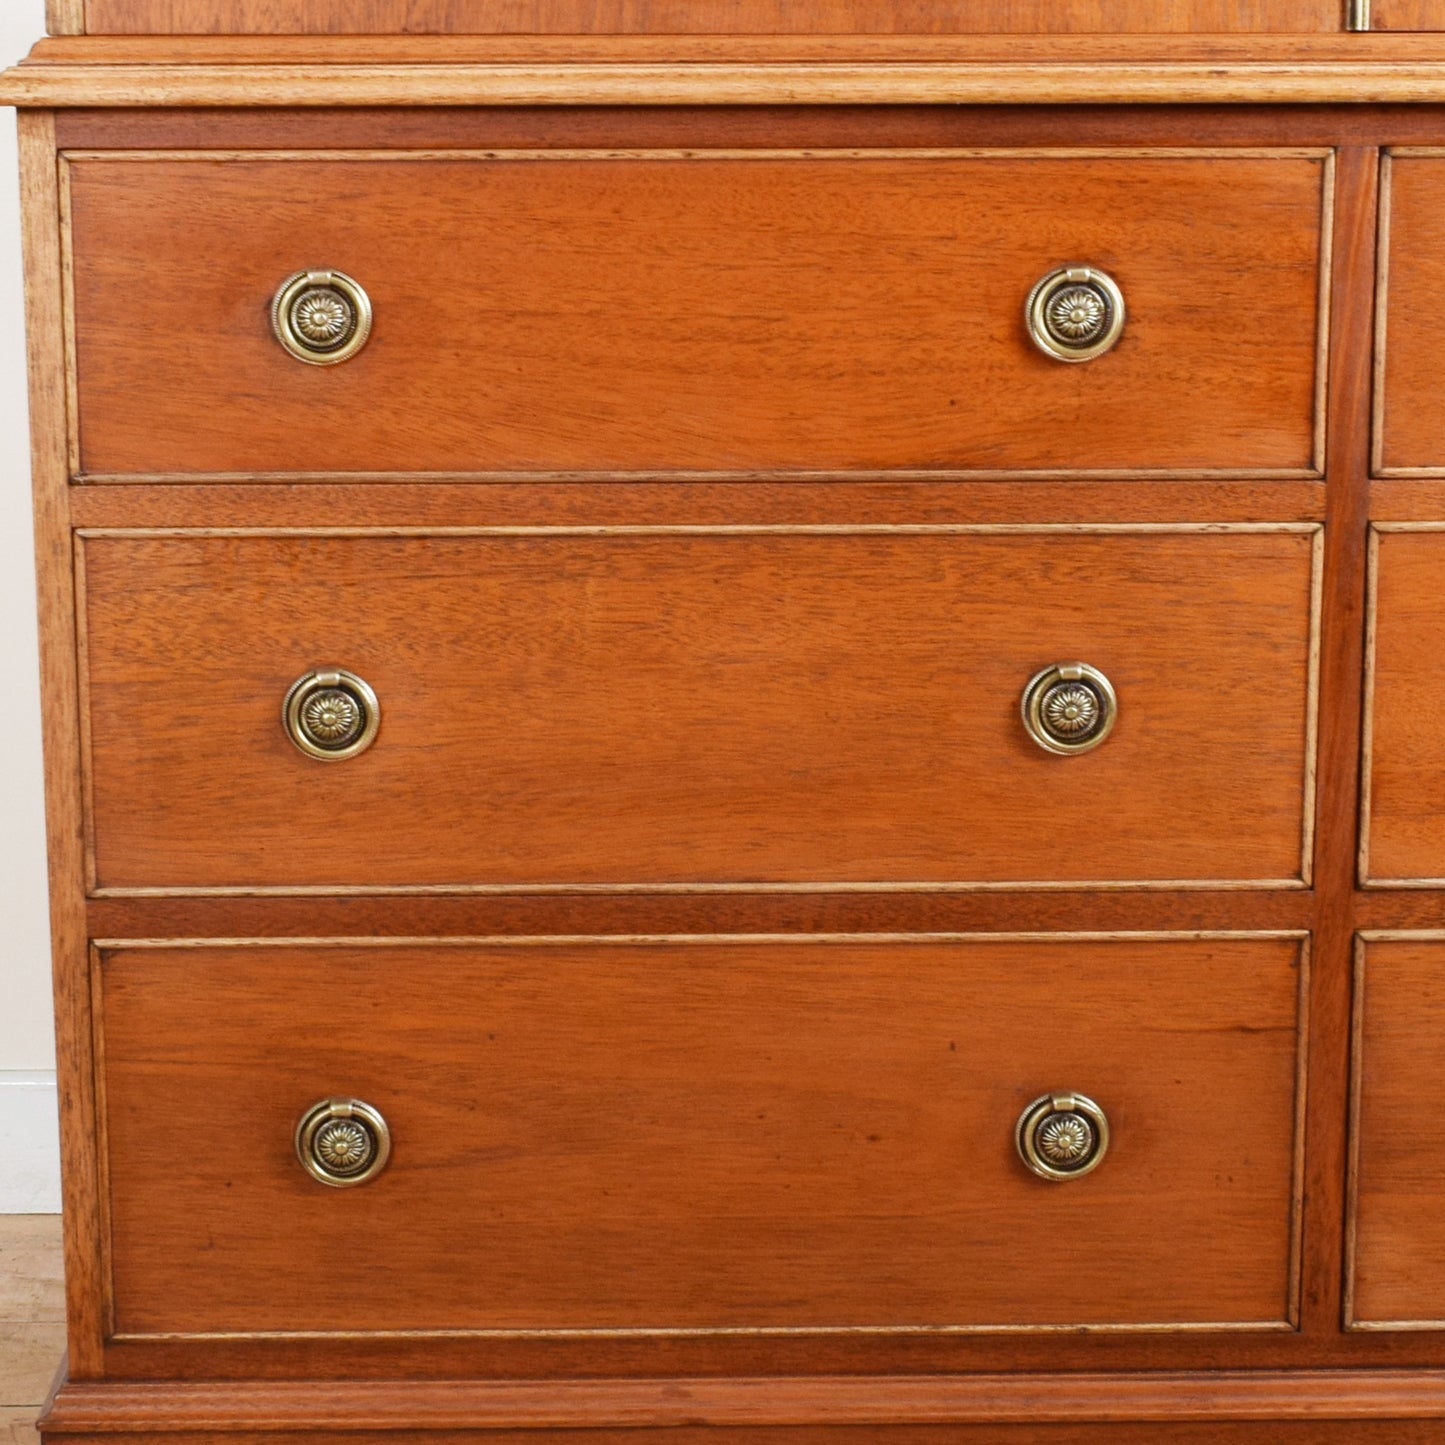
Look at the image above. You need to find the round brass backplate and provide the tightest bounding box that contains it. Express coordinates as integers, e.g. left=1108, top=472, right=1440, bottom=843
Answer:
left=271, top=269, right=373, bottom=366
left=1015, top=1091, right=1110, bottom=1182
left=1020, top=662, right=1117, bottom=756
left=295, top=1097, right=392, bottom=1188
left=1025, top=265, right=1126, bottom=363
left=282, top=669, right=381, bottom=762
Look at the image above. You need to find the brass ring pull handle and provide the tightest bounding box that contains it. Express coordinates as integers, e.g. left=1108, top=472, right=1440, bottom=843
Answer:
left=271, top=270, right=373, bottom=365
left=1026, top=265, right=1126, bottom=362
left=295, top=1098, right=391, bottom=1188
left=1020, top=662, right=1117, bottom=756
left=1016, top=1091, right=1110, bottom=1182
left=283, top=669, right=381, bottom=761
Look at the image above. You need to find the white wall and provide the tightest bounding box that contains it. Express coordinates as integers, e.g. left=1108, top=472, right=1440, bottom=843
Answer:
left=0, top=0, right=61, bottom=1212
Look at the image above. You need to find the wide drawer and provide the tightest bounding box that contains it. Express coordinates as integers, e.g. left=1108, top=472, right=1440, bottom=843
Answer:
left=1350, top=934, right=1445, bottom=1329
left=79, top=526, right=1321, bottom=893
left=65, top=152, right=1329, bottom=479
left=97, top=933, right=1306, bottom=1336
left=1361, top=526, right=1445, bottom=884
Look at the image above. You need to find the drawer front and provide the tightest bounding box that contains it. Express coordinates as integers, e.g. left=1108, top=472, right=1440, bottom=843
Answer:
left=78, top=1, right=1348, bottom=32
left=1362, top=527, right=1445, bottom=884
left=98, top=934, right=1306, bottom=1336
left=1350, top=935, right=1445, bottom=1328
left=1373, top=2, right=1445, bottom=27
left=66, top=153, right=1328, bottom=478
left=80, top=527, right=1320, bottom=892
left=1377, top=154, right=1445, bottom=473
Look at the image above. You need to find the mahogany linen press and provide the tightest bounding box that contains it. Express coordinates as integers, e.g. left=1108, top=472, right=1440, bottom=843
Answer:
left=10, top=1, right=1445, bottom=1439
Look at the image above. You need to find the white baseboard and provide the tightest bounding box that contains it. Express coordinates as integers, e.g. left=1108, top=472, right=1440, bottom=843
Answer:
left=0, top=1071, right=61, bottom=1212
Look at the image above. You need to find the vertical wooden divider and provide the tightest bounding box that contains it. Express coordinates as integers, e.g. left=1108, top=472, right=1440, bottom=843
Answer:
left=1299, top=144, right=1379, bottom=1338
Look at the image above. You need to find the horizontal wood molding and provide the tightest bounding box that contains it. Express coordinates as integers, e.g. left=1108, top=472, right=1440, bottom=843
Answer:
left=17, top=36, right=1445, bottom=106
left=41, top=1371, right=1445, bottom=1430
left=77, top=0, right=1347, bottom=36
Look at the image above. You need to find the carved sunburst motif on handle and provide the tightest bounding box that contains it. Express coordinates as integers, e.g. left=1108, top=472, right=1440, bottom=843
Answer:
left=1041, top=682, right=1100, bottom=739
left=1046, top=284, right=1108, bottom=343
left=301, top=688, right=362, bottom=746
left=315, top=1120, right=375, bottom=1175
left=291, top=287, right=354, bottom=347
left=1037, top=1112, right=1095, bottom=1167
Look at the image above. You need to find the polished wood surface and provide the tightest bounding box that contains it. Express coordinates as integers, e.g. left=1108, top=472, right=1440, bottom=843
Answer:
left=66, top=152, right=1326, bottom=479
left=1375, top=152, right=1445, bottom=474
left=1297, top=141, right=1378, bottom=1344
left=12, top=70, right=1445, bottom=1443
left=80, top=528, right=1319, bottom=891
left=1350, top=935, right=1445, bottom=1327
left=1360, top=526, right=1445, bottom=883
left=1373, top=0, right=1445, bottom=25
left=18, top=111, right=105, bottom=1381
left=38, top=1423, right=1445, bottom=1444
left=27, top=36, right=1445, bottom=107
left=44, top=1369, right=1445, bottom=1431
left=98, top=934, right=1304, bottom=1335
left=77, top=1, right=1348, bottom=33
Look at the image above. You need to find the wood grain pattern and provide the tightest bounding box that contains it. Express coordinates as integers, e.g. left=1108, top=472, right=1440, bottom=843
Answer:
left=64, top=480, right=1330, bottom=532
left=77, top=0, right=1347, bottom=35
left=1357, top=526, right=1445, bottom=883
left=1373, top=0, right=1445, bottom=25
left=47, top=98, right=1445, bottom=158
left=43, top=1428, right=1445, bottom=1445
left=17, top=113, right=102, bottom=1383
left=1348, top=934, right=1445, bottom=1327
left=1296, top=143, right=1378, bottom=1341
left=46, top=1369, right=1445, bottom=1430
left=96, top=934, right=1304, bottom=1336
left=46, top=0, right=84, bottom=34
left=29, top=38, right=1445, bottom=108
left=35, top=40, right=1445, bottom=108
left=1372, top=152, right=1445, bottom=473
left=64, top=152, right=1326, bottom=479
left=78, top=527, right=1320, bottom=892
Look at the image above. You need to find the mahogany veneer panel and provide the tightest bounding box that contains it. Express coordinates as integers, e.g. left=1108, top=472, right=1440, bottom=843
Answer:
left=80, top=527, right=1319, bottom=891
left=77, top=1, right=1347, bottom=35
left=1376, top=154, right=1445, bottom=473
left=66, top=152, right=1327, bottom=478
left=97, top=935, right=1304, bottom=1336
left=1373, top=1, right=1445, bottom=27
left=1360, top=527, right=1445, bottom=883
left=1349, top=935, right=1445, bottom=1328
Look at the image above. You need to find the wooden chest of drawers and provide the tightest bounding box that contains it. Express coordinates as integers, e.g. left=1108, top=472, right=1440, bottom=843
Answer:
left=21, top=3, right=1445, bottom=1441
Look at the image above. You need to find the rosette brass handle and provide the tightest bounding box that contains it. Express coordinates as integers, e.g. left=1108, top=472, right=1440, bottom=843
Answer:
left=1015, top=1091, right=1110, bottom=1182
left=283, top=669, right=381, bottom=761
left=271, top=270, right=373, bottom=365
left=1020, top=662, right=1117, bottom=756
left=1026, top=265, right=1126, bottom=362
left=295, top=1098, right=391, bottom=1188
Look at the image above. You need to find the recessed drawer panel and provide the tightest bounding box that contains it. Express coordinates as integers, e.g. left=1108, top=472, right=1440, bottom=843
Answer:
left=79, top=527, right=1320, bottom=892
left=1350, top=935, right=1445, bottom=1328
left=65, top=152, right=1329, bottom=478
left=1361, top=527, right=1445, bottom=884
left=1376, top=154, right=1445, bottom=473
left=98, top=934, right=1306, bottom=1336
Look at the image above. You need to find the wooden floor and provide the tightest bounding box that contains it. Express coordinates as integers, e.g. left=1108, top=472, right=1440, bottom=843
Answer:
left=0, top=1216, right=64, bottom=1445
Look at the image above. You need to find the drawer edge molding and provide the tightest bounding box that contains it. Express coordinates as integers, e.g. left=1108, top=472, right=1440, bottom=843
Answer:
left=40, top=1369, right=1445, bottom=1431
left=21, top=53, right=1445, bottom=108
